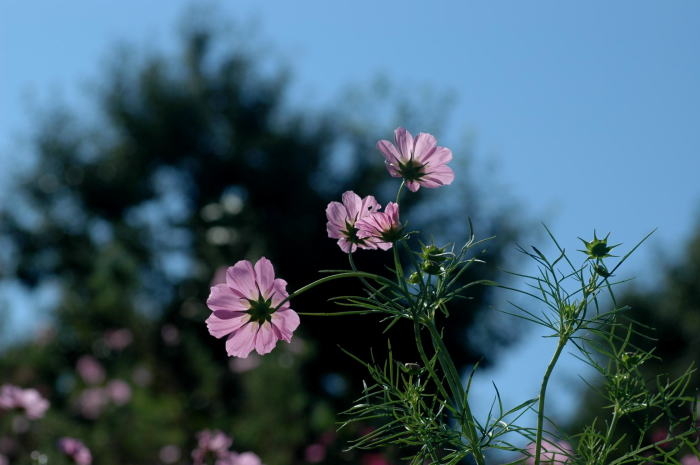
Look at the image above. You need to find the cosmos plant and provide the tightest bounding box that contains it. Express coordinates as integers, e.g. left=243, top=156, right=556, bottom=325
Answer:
left=206, top=127, right=699, bottom=464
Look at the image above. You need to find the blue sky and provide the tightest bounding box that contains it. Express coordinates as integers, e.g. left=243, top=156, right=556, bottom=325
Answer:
left=2, top=0, right=700, bottom=439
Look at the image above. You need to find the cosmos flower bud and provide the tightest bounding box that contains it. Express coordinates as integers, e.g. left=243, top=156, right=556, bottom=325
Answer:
left=420, top=244, right=448, bottom=275
left=579, top=232, right=619, bottom=260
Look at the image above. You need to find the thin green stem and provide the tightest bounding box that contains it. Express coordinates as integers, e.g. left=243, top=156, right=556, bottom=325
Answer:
left=413, top=322, right=451, bottom=401
left=273, top=271, right=387, bottom=311
left=396, top=179, right=406, bottom=204
left=426, top=321, right=485, bottom=465
left=534, top=337, right=568, bottom=465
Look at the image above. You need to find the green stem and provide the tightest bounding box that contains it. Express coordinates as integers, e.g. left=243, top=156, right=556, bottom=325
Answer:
left=413, top=323, right=451, bottom=401
left=426, top=321, right=485, bottom=465
left=534, top=337, right=567, bottom=465
left=396, top=179, right=406, bottom=204
left=273, top=271, right=387, bottom=311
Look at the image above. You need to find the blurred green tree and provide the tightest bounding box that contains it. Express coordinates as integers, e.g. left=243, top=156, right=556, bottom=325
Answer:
left=0, top=16, right=524, bottom=465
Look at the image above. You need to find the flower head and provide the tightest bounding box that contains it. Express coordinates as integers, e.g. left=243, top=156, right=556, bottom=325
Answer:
left=326, top=191, right=381, bottom=253
left=377, top=127, right=454, bottom=192
left=58, top=437, right=92, bottom=465
left=206, top=258, right=300, bottom=358
left=0, top=384, right=49, bottom=419
left=579, top=231, right=618, bottom=260
left=356, top=202, right=403, bottom=251
left=682, top=454, right=700, bottom=465
left=192, top=430, right=234, bottom=465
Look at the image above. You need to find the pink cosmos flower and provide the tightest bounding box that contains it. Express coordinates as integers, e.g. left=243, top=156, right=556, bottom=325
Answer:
left=356, top=202, right=403, bottom=251
left=525, top=439, right=573, bottom=464
left=377, top=127, right=454, bottom=192
left=58, top=437, right=92, bottom=465
left=682, top=454, right=700, bottom=465
left=234, top=452, right=263, bottom=465
left=0, top=385, right=49, bottom=419
left=206, top=257, right=300, bottom=358
left=77, top=387, right=107, bottom=419
left=105, top=379, right=132, bottom=405
left=326, top=191, right=382, bottom=253
left=76, top=355, right=106, bottom=385
left=192, top=430, right=233, bottom=465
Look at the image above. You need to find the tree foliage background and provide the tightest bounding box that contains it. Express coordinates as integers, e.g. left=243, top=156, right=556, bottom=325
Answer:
left=0, top=16, right=525, bottom=465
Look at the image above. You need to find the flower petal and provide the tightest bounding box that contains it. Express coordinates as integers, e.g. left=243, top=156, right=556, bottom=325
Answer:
left=271, top=309, right=300, bottom=342
left=413, top=132, right=437, bottom=163
left=338, top=238, right=356, bottom=253
left=254, top=322, right=278, bottom=355
left=225, top=322, right=258, bottom=358
left=254, top=257, right=276, bottom=299
left=207, top=284, right=248, bottom=312
left=226, top=260, right=258, bottom=300
left=325, top=201, right=348, bottom=238
left=270, top=278, right=290, bottom=309
left=425, top=146, right=452, bottom=166
left=394, top=127, right=414, bottom=160
left=405, top=180, right=421, bottom=192
left=377, top=139, right=402, bottom=165
left=359, top=195, right=381, bottom=219
left=341, top=191, right=362, bottom=222
left=419, top=164, right=455, bottom=188
left=206, top=311, right=250, bottom=339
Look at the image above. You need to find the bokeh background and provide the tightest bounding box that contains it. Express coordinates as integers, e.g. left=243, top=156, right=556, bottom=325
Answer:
left=1, top=1, right=699, bottom=464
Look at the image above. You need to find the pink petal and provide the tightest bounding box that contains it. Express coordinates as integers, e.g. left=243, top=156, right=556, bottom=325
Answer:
left=405, top=180, right=421, bottom=192
left=384, top=202, right=399, bottom=224
left=271, top=309, right=300, bottom=342
left=425, top=146, right=452, bottom=165
left=394, top=127, right=414, bottom=160
left=358, top=195, right=381, bottom=219
left=270, top=278, right=290, bottom=309
left=254, top=257, right=276, bottom=299
left=225, top=261, right=258, bottom=300
left=419, top=164, right=455, bottom=188
left=207, top=284, right=248, bottom=312
left=254, top=322, right=278, bottom=355
left=325, top=201, right=348, bottom=238
left=412, top=132, right=438, bottom=163
left=338, top=238, right=356, bottom=253
left=225, top=322, right=258, bottom=358
left=341, top=191, right=362, bottom=222
left=376, top=139, right=402, bottom=165
left=206, top=311, right=250, bottom=339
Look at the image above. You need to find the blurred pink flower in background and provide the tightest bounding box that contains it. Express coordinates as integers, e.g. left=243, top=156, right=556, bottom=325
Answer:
left=304, top=443, right=326, bottom=463
left=0, top=453, right=7, bottom=465
left=159, top=445, right=181, bottom=464
left=650, top=427, right=673, bottom=449
left=192, top=430, right=233, bottom=465
left=161, top=324, right=181, bottom=346
left=356, top=202, right=402, bottom=251
left=206, top=258, right=300, bottom=358
left=77, top=387, right=108, bottom=419
left=682, top=455, right=700, bottom=465
left=234, top=452, right=263, bottom=465
left=361, top=453, right=391, bottom=465
left=58, top=437, right=92, bottom=465
left=229, top=353, right=261, bottom=373
left=76, top=356, right=106, bottom=385
left=103, top=328, right=133, bottom=351
left=377, top=127, right=454, bottom=192
left=0, top=384, right=49, bottom=419
left=525, top=439, right=573, bottom=464
left=325, top=191, right=382, bottom=253
left=105, top=379, right=132, bottom=405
